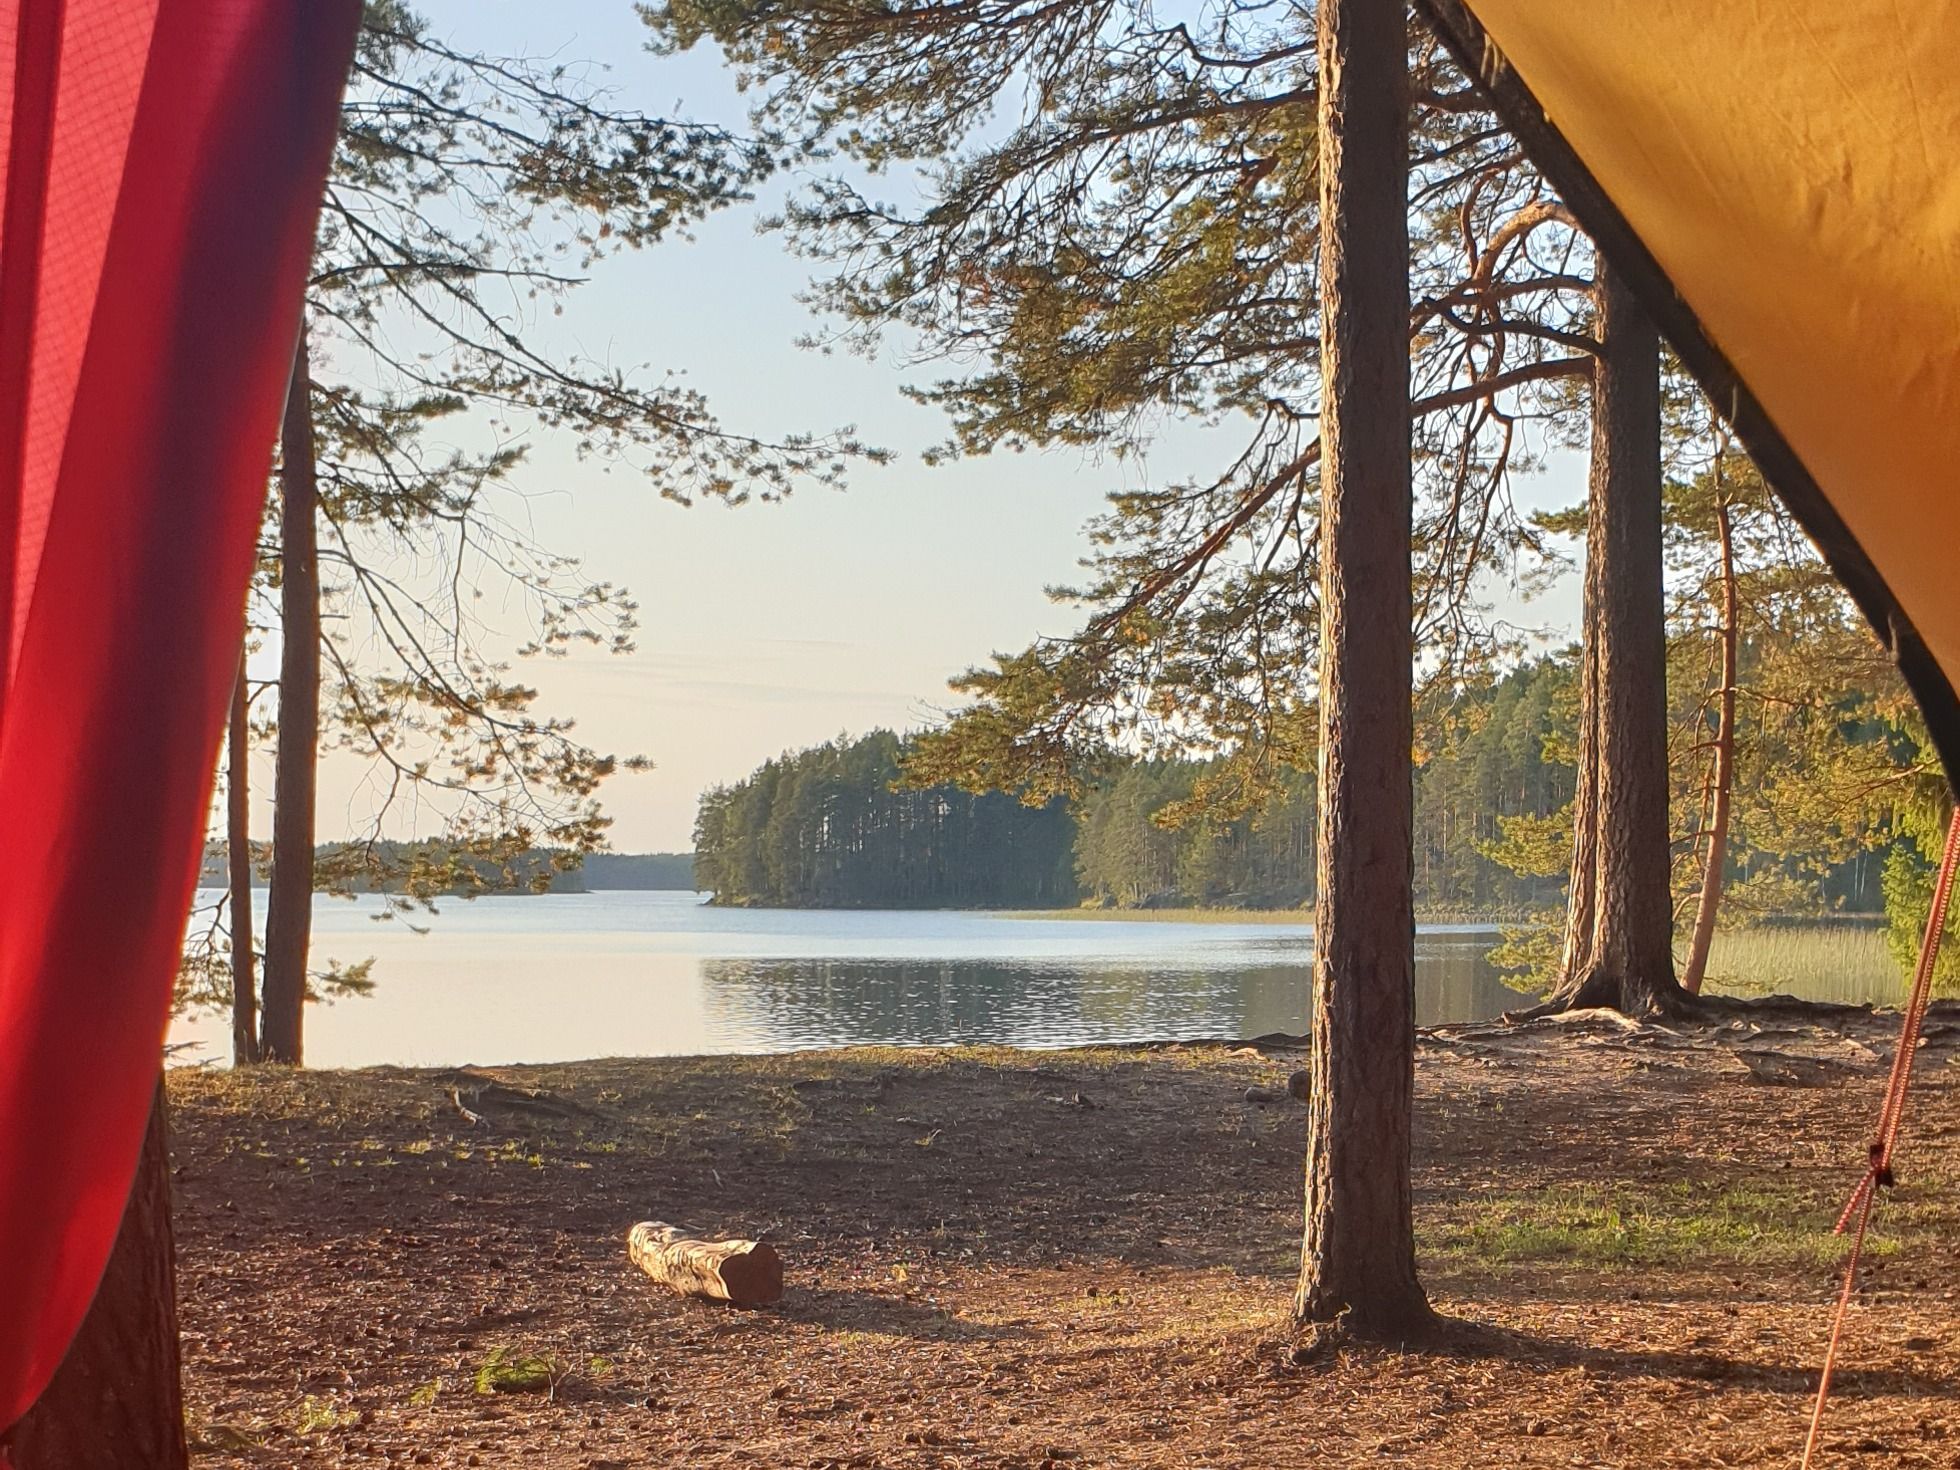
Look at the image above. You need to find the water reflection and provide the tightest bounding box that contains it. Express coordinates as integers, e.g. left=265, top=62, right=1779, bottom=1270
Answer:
left=697, top=942, right=1523, bottom=1052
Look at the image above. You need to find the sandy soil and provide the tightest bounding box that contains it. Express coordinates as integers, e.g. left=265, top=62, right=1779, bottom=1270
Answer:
left=169, top=1006, right=1960, bottom=1467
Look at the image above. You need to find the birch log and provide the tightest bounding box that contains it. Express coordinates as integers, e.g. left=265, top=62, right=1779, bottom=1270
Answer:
left=627, top=1221, right=783, bottom=1306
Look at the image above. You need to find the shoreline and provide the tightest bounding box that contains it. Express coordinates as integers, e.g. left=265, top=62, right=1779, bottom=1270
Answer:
left=995, top=905, right=1513, bottom=927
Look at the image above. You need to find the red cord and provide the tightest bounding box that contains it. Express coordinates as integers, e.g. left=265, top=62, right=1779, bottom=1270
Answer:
left=1801, top=805, right=1960, bottom=1468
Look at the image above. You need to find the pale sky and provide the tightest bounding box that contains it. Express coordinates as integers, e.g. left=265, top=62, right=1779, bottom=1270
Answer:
left=292, top=1, right=1585, bottom=852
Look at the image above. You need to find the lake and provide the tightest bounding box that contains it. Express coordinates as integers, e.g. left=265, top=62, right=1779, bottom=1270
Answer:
left=167, top=891, right=1908, bottom=1067
left=169, top=891, right=1516, bottom=1066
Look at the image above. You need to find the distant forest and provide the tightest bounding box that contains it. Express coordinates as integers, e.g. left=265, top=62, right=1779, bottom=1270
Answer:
left=693, top=730, right=1079, bottom=908
left=199, top=843, right=696, bottom=894
left=578, top=852, right=697, bottom=890
left=695, top=657, right=1893, bottom=915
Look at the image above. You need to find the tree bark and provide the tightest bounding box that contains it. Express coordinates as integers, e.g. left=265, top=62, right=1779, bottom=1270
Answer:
left=261, top=332, right=319, bottom=1066
left=1548, top=261, right=1682, bottom=1016
left=8, top=1080, right=187, bottom=1470
left=627, top=1222, right=784, bottom=1306
left=1681, top=491, right=1738, bottom=995
left=1295, top=0, right=1432, bottom=1340
left=1559, top=550, right=1602, bottom=982
left=227, top=646, right=259, bottom=1064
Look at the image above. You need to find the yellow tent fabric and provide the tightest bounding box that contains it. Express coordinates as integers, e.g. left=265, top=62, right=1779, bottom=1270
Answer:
left=1462, top=2, right=1960, bottom=688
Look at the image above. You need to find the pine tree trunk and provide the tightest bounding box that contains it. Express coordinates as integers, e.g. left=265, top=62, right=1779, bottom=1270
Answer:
left=1559, top=545, right=1602, bottom=981
left=228, top=646, right=259, bottom=1064
left=261, top=332, right=319, bottom=1066
left=1295, top=0, right=1432, bottom=1340
left=1681, top=493, right=1738, bottom=995
left=1548, top=261, right=1682, bottom=1016
left=8, top=1080, right=187, bottom=1470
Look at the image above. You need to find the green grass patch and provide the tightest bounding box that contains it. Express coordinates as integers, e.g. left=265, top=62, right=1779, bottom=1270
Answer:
left=473, top=1347, right=563, bottom=1395
left=294, top=1395, right=356, bottom=1435
left=190, top=1419, right=271, bottom=1452
left=1426, top=1181, right=1893, bottom=1270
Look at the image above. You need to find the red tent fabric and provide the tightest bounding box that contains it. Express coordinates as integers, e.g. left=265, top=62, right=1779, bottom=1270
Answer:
left=0, top=0, right=357, bottom=1430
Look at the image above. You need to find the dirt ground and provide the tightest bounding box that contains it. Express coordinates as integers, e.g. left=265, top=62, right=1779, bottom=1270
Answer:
left=169, top=1006, right=1960, bottom=1467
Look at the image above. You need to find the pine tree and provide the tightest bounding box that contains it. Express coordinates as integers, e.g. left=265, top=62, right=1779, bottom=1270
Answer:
left=647, top=0, right=1597, bottom=807
left=239, top=3, right=877, bottom=1063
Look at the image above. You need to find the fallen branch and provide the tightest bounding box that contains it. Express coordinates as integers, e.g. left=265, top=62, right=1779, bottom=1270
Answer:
left=449, top=1087, right=483, bottom=1127
left=435, top=1068, right=598, bottom=1121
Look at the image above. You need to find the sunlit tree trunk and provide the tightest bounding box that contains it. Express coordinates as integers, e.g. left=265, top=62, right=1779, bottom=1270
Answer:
left=1558, top=612, right=1601, bottom=980
left=1681, top=490, right=1738, bottom=995
left=1548, top=262, right=1682, bottom=1015
left=227, top=645, right=259, bottom=1064
left=261, top=331, right=319, bottom=1065
left=8, top=1080, right=186, bottom=1470
left=1295, top=0, right=1433, bottom=1340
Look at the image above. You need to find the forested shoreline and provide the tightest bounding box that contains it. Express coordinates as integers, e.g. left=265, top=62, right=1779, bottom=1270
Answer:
left=692, top=731, right=1079, bottom=908
left=692, top=655, right=1901, bottom=923
left=197, top=844, right=695, bottom=895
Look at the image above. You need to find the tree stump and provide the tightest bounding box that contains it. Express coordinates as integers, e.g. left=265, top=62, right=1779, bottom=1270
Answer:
left=627, top=1222, right=782, bottom=1306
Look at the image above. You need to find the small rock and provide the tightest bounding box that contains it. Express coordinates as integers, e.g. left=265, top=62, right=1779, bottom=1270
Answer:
left=1245, top=1070, right=1312, bottom=1105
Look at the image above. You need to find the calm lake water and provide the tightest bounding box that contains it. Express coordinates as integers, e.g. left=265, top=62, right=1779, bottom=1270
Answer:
left=168, top=891, right=1910, bottom=1068
left=168, top=890, right=1527, bottom=1067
